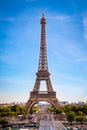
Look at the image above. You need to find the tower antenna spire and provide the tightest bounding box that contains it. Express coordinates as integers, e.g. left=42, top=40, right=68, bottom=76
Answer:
left=42, top=12, right=44, bottom=18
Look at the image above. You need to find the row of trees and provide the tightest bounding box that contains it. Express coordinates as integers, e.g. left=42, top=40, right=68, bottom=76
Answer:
left=0, top=105, right=26, bottom=117
left=0, top=104, right=27, bottom=125
left=0, top=104, right=87, bottom=124
left=48, top=104, right=87, bottom=123
left=0, top=105, right=40, bottom=125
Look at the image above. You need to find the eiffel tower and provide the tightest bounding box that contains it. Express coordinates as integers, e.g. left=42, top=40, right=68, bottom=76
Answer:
left=26, top=14, right=60, bottom=113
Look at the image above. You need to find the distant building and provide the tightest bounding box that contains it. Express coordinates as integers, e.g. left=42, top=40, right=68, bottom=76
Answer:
left=78, top=101, right=85, bottom=105
left=59, top=101, right=69, bottom=106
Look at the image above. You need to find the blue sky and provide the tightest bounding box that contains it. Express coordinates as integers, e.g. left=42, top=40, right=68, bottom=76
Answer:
left=0, top=0, right=87, bottom=103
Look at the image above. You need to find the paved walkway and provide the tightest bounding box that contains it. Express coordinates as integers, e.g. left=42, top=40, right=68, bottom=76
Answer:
left=39, top=115, right=67, bottom=130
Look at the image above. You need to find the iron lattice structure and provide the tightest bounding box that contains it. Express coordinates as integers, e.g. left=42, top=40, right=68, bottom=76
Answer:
left=26, top=14, right=60, bottom=113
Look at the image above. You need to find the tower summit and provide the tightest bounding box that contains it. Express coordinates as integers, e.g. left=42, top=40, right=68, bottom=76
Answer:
left=38, top=13, right=47, bottom=71
left=26, top=14, right=60, bottom=113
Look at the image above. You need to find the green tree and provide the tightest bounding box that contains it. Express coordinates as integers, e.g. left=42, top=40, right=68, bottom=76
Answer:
left=31, top=106, right=40, bottom=113
left=72, top=105, right=79, bottom=115
left=67, top=111, right=76, bottom=124
left=48, top=106, right=55, bottom=113
left=11, top=105, right=26, bottom=115
left=83, top=104, right=87, bottom=115
left=18, top=106, right=26, bottom=115
left=0, top=118, right=9, bottom=124
left=0, top=106, right=11, bottom=117
left=65, top=105, right=72, bottom=113
left=11, top=105, right=19, bottom=113
left=56, top=108, right=63, bottom=114
left=76, top=116, right=86, bottom=123
left=77, top=111, right=84, bottom=116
